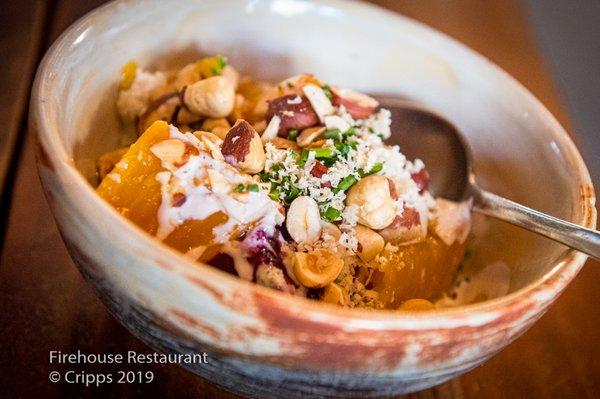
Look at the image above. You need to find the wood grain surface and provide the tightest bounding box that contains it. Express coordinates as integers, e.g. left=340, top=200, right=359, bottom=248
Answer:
left=0, top=1, right=598, bottom=398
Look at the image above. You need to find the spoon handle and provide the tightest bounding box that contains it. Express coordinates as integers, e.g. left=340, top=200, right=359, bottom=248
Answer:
left=472, top=187, right=600, bottom=260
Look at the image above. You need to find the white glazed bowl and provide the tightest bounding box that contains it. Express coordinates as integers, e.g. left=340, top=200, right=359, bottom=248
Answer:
left=31, top=0, right=596, bottom=397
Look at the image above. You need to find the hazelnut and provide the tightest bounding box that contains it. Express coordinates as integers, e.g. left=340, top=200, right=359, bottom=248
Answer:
left=345, top=175, right=397, bottom=230
left=150, top=139, right=186, bottom=165
left=194, top=131, right=224, bottom=160
left=183, top=76, right=235, bottom=118
left=331, top=87, right=379, bottom=119
left=207, top=169, right=229, bottom=193
left=320, top=221, right=342, bottom=241
left=261, top=115, right=281, bottom=142
left=322, top=283, right=345, bottom=306
left=286, top=196, right=321, bottom=244
left=272, top=137, right=300, bottom=151
left=201, top=117, right=231, bottom=132
left=302, top=84, right=334, bottom=122
left=291, top=250, right=344, bottom=288
left=221, top=120, right=265, bottom=173
left=397, top=299, right=435, bottom=311
left=354, top=225, right=385, bottom=261
left=221, top=65, right=239, bottom=89
left=297, top=126, right=326, bottom=147
left=174, top=62, right=201, bottom=90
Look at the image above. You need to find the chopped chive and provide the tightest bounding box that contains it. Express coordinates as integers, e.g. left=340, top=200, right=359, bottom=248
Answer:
left=335, top=142, right=351, bottom=158
left=312, top=147, right=334, bottom=159
left=287, top=129, right=299, bottom=141
left=298, top=149, right=309, bottom=166
left=324, top=129, right=341, bottom=140
left=322, top=84, right=333, bottom=100
left=234, top=183, right=245, bottom=192
left=322, top=207, right=342, bottom=222
left=334, top=175, right=357, bottom=193
left=359, top=162, right=383, bottom=178
left=247, top=184, right=259, bottom=192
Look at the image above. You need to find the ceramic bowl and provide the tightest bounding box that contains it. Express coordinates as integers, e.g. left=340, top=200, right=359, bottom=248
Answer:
left=31, top=0, right=596, bottom=397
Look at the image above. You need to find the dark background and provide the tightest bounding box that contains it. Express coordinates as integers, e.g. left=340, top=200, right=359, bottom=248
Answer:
left=0, top=1, right=598, bottom=398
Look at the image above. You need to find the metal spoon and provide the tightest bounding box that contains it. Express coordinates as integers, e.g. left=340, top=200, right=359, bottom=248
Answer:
left=377, top=96, right=600, bottom=260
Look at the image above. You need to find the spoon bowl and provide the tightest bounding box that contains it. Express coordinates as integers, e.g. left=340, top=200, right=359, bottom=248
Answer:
left=378, top=96, right=600, bottom=260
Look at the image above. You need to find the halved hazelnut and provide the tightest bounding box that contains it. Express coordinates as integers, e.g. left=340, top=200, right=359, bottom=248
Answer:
left=221, top=120, right=265, bottom=173
left=286, top=196, right=321, bottom=244
left=354, top=225, right=385, bottom=262
left=297, top=126, right=326, bottom=147
left=322, top=283, right=345, bottom=306
left=331, top=87, right=379, bottom=119
left=292, top=250, right=344, bottom=288
left=150, top=139, right=186, bottom=165
left=345, top=175, right=397, bottom=230
left=194, top=131, right=224, bottom=160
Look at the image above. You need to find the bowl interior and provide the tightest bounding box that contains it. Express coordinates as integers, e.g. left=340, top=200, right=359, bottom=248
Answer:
left=39, top=0, right=593, bottom=302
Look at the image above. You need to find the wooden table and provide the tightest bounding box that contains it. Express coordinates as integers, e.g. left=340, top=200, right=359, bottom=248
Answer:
left=1, top=1, right=598, bottom=397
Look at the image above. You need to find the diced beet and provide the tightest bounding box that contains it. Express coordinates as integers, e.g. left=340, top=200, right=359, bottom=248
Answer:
left=310, top=161, right=328, bottom=178
left=411, top=169, right=430, bottom=193
left=396, top=207, right=421, bottom=228
left=206, top=253, right=237, bottom=276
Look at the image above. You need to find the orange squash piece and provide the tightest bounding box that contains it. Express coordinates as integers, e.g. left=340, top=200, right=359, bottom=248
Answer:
left=370, top=234, right=466, bottom=308
left=96, top=120, right=227, bottom=260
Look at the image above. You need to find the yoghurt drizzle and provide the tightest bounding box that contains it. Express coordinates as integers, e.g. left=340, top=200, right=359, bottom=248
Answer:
left=155, top=126, right=284, bottom=242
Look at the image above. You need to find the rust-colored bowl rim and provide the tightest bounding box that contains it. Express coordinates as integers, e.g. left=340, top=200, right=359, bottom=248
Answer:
left=31, top=0, right=597, bottom=332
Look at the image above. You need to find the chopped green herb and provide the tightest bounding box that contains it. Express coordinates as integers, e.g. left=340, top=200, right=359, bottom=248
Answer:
left=360, top=162, right=383, bottom=177
left=322, top=207, right=342, bottom=222
left=322, top=84, right=333, bottom=100
left=269, top=191, right=281, bottom=201
left=334, top=175, right=357, bottom=193
left=287, top=129, right=299, bottom=141
left=344, top=127, right=356, bottom=137
left=234, top=183, right=260, bottom=193
left=298, top=147, right=334, bottom=166
left=211, top=54, right=227, bottom=75
left=324, top=129, right=341, bottom=140
left=285, top=186, right=302, bottom=203
left=312, top=147, right=334, bottom=159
